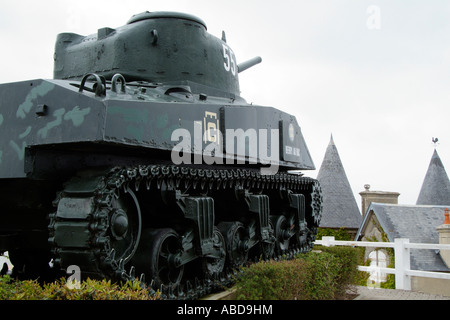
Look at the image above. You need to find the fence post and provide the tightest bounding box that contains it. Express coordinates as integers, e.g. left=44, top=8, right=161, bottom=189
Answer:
left=394, top=238, right=411, bottom=290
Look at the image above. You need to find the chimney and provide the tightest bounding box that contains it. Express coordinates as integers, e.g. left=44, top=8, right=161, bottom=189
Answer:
left=359, top=184, right=400, bottom=217
left=437, top=208, right=450, bottom=268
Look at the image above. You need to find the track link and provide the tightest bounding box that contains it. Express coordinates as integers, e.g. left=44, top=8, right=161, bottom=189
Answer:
left=48, top=165, right=322, bottom=299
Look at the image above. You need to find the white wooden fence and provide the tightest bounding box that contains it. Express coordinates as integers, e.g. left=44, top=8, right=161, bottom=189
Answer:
left=314, top=236, right=450, bottom=290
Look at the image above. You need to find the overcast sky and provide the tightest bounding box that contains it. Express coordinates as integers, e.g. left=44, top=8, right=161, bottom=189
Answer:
left=1, top=0, right=449, bottom=210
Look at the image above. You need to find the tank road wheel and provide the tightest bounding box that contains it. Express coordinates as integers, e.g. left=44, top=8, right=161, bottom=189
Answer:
left=218, top=221, right=248, bottom=268
left=271, top=215, right=292, bottom=255
left=108, top=186, right=142, bottom=264
left=202, top=227, right=226, bottom=278
left=146, top=228, right=184, bottom=288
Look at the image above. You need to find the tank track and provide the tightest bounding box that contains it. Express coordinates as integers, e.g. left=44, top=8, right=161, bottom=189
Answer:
left=48, top=165, right=322, bottom=299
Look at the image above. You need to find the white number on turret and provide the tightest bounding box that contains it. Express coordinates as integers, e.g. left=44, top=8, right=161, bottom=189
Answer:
left=222, top=44, right=236, bottom=76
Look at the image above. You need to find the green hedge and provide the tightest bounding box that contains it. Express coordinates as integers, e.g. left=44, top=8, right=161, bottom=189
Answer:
left=1, top=246, right=361, bottom=300
left=234, top=247, right=360, bottom=300
left=316, top=227, right=354, bottom=241
left=0, top=275, right=159, bottom=300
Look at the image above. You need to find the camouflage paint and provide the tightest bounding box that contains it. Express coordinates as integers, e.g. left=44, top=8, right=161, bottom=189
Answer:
left=64, top=106, right=91, bottom=127
left=16, top=81, right=55, bottom=119
left=37, top=106, right=92, bottom=139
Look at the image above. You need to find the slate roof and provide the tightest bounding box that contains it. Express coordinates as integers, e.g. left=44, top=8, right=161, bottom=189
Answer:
left=317, top=136, right=362, bottom=229
left=355, top=203, right=450, bottom=272
left=416, top=150, right=450, bottom=206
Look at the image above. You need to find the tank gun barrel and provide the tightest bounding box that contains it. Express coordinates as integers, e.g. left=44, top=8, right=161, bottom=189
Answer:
left=237, top=56, right=262, bottom=73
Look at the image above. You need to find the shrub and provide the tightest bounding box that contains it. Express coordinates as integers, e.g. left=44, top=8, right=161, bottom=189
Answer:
left=295, top=252, right=341, bottom=299
left=234, top=247, right=360, bottom=300
left=234, top=259, right=307, bottom=300
left=0, top=275, right=43, bottom=300
left=0, top=275, right=159, bottom=300
left=315, top=246, right=362, bottom=297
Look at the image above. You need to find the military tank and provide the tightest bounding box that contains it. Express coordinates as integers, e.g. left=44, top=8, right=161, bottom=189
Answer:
left=0, top=11, right=322, bottom=297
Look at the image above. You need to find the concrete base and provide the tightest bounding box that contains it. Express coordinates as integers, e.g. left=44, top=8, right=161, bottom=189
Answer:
left=201, top=287, right=237, bottom=300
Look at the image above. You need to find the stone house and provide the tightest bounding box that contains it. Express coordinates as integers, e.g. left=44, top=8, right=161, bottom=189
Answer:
left=355, top=203, right=450, bottom=295
left=355, top=149, right=450, bottom=295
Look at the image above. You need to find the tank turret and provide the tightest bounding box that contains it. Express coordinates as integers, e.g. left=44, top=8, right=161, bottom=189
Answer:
left=54, top=11, right=261, bottom=99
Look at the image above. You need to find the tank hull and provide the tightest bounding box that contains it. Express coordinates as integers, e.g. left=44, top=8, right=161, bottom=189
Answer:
left=0, top=78, right=315, bottom=180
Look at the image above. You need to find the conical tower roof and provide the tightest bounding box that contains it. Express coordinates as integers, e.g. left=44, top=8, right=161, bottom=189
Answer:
left=317, top=135, right=362, bottom=229
left=416, top=149, right=450, bottom=205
